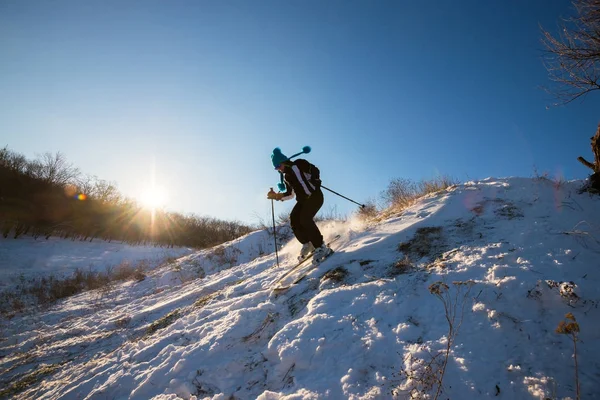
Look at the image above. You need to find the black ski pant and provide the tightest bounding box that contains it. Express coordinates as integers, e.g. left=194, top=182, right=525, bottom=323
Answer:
left=290, top=189, right=324, bottom=248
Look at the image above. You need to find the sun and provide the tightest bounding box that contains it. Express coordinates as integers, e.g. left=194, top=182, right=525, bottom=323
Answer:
left=140, top=186, right=167, bottom=209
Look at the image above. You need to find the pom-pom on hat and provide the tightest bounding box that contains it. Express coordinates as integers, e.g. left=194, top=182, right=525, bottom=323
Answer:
left=271, top=148, right=289, bottom=169
left=271, top=146, right=311, bottom=169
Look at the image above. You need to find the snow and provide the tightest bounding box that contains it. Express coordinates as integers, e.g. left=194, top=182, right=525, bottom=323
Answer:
left=0, top=236, right=194, bottom=292
left=1, top=177, right=599, bottom=399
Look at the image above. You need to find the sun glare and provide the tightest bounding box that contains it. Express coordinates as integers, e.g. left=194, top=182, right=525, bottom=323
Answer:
left=140, top=186, right=167, bottom=209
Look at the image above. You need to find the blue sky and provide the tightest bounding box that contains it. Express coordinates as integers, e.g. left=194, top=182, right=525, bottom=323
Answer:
left=1, top=0, right=598, bottom=225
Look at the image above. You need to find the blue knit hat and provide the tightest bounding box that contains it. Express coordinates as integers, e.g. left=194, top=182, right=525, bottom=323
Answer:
left=271, top=146, right=311, bottom=168
left=271, top=148, right=289, bottom=169
left=271, top=146, right=312, bottom=191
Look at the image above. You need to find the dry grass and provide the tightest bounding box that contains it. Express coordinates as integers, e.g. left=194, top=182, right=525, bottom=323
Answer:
left=533, top=167, right=568, bottom=189
left=0, top=363, right=60, bottom=398
left=365, top=176, right=457, bottom=222
left=388, top=256, right=413, bottom=277
left=321, top=267, right=349, bottom=283
left=194, top=292, right=219, bottom=309
left=398, top=226, right=445, bottom=262
left=241, top=312, right=278, bottom=343
left=145, top=309, right=181, bottom=337
left=384, top=176, right=457, bottom=210
left=206, top=245, right=242, bottom=268
left=355, top=200, right=379, bottom=221
left=0, top=260, right=150, bottom=317
left=556, top=312, right=581, bottom=400
left=397, top=281, right=475, bottom=399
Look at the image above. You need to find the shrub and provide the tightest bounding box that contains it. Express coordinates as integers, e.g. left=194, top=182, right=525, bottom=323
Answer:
left=112, top=261, right=147, bottom=282
left=556, top=312, right=581, bottom=400
left=399, top=281, right=474, bottom=399
left=355, top=199, right=379, bottom=221
left=427, top=280, right=475, bottom=399
left=381, top=176, right=457, bottom=215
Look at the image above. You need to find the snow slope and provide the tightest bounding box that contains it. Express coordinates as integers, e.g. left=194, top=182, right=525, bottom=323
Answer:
left=1, top=177, right=599, bottom=399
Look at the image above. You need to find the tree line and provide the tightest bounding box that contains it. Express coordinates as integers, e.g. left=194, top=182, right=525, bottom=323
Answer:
left=0, top=147, right=252, bottom=248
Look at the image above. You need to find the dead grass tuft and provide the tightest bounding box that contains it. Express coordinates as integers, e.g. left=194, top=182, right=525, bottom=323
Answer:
left=0, top=363, right=60, bottom=398
left=398, top=226, right=445, bottom=261
left=145, top=309, right=181, bottom=337
left=388, top=256, right=413, bottom=277
left=321, top=267, right=349, bottom=283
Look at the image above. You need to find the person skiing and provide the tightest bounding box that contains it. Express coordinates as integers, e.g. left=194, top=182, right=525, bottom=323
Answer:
left=267, top=146, right=332, bottom=262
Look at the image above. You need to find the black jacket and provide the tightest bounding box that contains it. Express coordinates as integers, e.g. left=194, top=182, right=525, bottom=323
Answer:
left=280, top=159, right=321, bottom=202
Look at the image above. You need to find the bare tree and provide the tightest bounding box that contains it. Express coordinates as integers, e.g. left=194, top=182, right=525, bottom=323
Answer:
left=33, top=152, right=80, bottom=186
left=93, top=179, right=121, bottom=204
left=541, top=0, right=600, bottom=105
left=75, top=174, right=98, bottom=196
left=0, top=147, right=29, bottom=174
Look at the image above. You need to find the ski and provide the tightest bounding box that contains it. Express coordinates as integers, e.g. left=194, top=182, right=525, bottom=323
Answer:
left=271, top=235, right=341, bottom=292
left=290, top=249, right=335, bottom=284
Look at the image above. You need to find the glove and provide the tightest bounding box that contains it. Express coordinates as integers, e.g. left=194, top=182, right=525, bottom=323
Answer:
left=267, top=189, right=284, bottom=201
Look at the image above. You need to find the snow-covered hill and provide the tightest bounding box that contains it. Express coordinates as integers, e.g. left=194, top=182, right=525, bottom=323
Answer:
left=1, top=177, right=599, bottom=399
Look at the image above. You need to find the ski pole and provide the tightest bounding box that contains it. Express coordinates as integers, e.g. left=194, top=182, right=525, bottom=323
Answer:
left=321, top=185, right=366, bottom=209
left=270, top=188, right=280, bottom=267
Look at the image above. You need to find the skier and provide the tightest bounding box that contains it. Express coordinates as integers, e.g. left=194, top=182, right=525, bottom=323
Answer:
left=267, top=147, right=332, bottom=262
